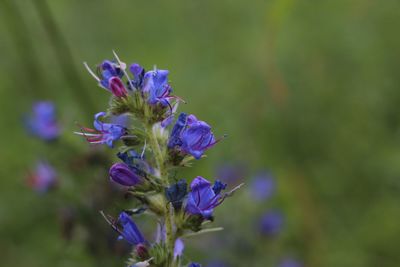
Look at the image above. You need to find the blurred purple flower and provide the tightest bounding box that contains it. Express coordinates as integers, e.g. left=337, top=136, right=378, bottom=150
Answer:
left=185, top=176, right=225, bottom=218
left=174, top=238, right=184, bottom=259
left=250, top=171, right=275, bottom=201
left=215, top=162, right=247, bottom=186
left=188, top=263, right=202, bottom=267
left=278, top=258, right=303, bottom=267
left=75, top=112, right=127, bottom=147
left=206, top=260, right=229, bottom=267
left=259, top=210, right=284, bottom=236
left=155, top=222, right=166, bottom=243
left=27, top=161, right=57, bottom=193
left=26, top=101, right=60, bottom=141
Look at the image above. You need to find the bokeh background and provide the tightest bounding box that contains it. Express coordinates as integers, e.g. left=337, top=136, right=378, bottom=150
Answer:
left=1, top=0, right=400, bottom=266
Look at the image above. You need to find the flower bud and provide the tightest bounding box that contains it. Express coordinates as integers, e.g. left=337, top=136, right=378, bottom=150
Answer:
left=135, top=243, right=149, bottom=260
left=109, top=77, right=127, bottom=97
left=109, top=163, right=143, bottom=187
left=165, top=179, right=187, bottom=210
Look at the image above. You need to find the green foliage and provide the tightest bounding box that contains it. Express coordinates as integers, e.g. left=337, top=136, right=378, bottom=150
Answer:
left=1, top=0, right=400, bottom=266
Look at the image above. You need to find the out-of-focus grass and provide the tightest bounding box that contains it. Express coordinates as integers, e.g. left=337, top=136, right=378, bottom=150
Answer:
left=1, top=0, right=400, bottom=266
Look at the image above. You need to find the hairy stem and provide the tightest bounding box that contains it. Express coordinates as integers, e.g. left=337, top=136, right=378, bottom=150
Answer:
left=146, top=124, right=166, bottom=181
left=166, top=203, right=175, bottom=266
left=145, top=123, right=175, bottom=266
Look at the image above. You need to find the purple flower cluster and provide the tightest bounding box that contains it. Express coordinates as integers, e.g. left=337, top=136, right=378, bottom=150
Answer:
left=89, top=59, right=176, bottom=107
left=80, top=56, right=234, bottom=267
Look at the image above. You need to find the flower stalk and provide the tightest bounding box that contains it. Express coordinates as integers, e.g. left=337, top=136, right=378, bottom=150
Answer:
left=76, top=54, right=241, bottom=267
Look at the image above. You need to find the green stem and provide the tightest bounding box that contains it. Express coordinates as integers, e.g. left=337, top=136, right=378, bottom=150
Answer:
left=146, top=124, right=166, bottom=181
left=145, top=123, right=175, bottom=266
left=166, top=203, right=175, bottom=266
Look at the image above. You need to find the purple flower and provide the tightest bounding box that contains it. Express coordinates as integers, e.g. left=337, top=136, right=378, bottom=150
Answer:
left=189, top=263, right=202, bottom=267
left=27, top=161, right=57, bottom=193
left=259, top=210, right=284, bottom=236
left=26, top=101, right=60, bottom=141
left=174, top=238, right=184, bottom=259
left=99, top=60, right=124, bottom=89
left=75, top=112, right=127, bottom=147
left=250, top=171, right=275, bottom=201
left=181, top=115, right=217, bottom=159
left=169, top=114, right=218, bottom=159
left=115, top=212, right=146, bottom=246
left=278, top=258, right=303, bottom=267
left=109, top=162, right=144, bottom=187
left=142, top=68, right=172, bottom=106
left=97, top=60, right=128, bottom=97
left=185, top=176, right=225, bottom=219
left=129, top=63, right=145, bottom=89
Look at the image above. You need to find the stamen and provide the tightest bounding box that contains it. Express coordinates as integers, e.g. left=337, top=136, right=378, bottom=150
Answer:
left=73, top=132, right=101, bottom=137
left=83, top=62, right=100, bottom=82
left=100, top=211, right=125, bottom=237
left=112, top=50, right=135, bottom=90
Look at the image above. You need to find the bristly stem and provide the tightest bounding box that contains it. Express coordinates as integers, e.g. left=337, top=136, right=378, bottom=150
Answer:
left=146, top=124, right=167, bottom=182
left=166, top=203, right=175, bottom=267
left=145, top=123, right=175, bottom=266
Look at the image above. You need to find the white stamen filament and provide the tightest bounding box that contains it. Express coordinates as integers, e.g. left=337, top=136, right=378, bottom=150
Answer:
left=112, top=50, right=135, bottom=90
left=83, top=62, right=100, bottom=82
left=73, top=132, right=101, bottom=137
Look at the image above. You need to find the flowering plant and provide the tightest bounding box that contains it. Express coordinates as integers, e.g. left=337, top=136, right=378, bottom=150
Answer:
left=77, top=52, right=242, bottom=267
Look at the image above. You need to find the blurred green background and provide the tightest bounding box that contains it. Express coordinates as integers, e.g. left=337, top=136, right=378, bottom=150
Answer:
left=1, top=0, right=400, bottom=266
